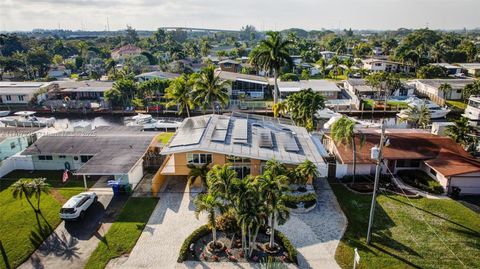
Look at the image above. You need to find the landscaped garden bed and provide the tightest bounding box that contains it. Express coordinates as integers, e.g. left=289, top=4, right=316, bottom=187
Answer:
left=397, top=170, right=444, bottom=194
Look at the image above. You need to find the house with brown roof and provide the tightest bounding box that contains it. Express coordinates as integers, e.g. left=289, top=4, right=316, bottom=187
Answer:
left=324, top=129, right=480, bottom=195
left=111, top=44, right=143, bottom=60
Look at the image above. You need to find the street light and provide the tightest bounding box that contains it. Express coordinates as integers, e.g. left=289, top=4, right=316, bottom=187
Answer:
left=366, top=119, right=387, bottom=245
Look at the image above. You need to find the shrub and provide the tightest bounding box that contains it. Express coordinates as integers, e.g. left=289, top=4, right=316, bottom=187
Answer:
left=216, top=209, right=239, bottom=234
left=283, top=193, right=317, bottom=209
left=280, top=73, right=299, bottom=81
left=177, top=224, right=210, bottom=262
left=397, top=170, right=444, bottom=194
left=274, top=230, right=298, bottom=264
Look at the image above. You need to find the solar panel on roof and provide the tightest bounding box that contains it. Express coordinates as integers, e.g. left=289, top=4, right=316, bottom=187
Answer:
left=211, top=129, right=228, bottom=142
left=258, top=130, right=273, bottom=148
left=232, top=119, right=248, bottom=144
left=216, top=118, right=230, bottom=130
left=170, top=116, right=210, bottom=147
left=278, top=132, right=300, bottom=152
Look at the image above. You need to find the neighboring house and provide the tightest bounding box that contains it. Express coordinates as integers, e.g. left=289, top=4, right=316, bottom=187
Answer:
left=344, top=79, right=413, bottom=99
left=45, top=80, right=113, bottom=109
left=216, top=70, right=270, bottom=100
left=0, top=127, right=42, bottom=160
left=430, top=63, right=463, bottom=75
left=291, top=55, right=303, bottom=66
left=48, top=65, right=71, bottom=78
left=362, top=58, right=412, bottom=73
left=457, top=63, right=480, bottom=77
left=218, top=59, right=242, bottom=73
left=111, top=44, right=143, bottom=60
left=159, top=114, right=328, bottom=180
left=320, top=51, right=335, bottom=61
left=277, top=79, right=341, bottom=100
left=21, top=126, right=158, bottom=188
left=135, top=71, right=181, bottom=82
left=324, top=129, right=480, bottom=195
left=0, top=81, right=51, bottom=106
left=372, top=47, right=383, bottom=56
left=409, top=79, right=476, bottom=105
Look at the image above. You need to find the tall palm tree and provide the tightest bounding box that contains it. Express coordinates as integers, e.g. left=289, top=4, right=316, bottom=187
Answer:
left=194, top=193, right=223, bottom=247
left=315, top=58, right=327, bottom=78
left=257, top=171, right=289, bottom=250
left=187, top=163, right=210, bottom=190
left=193, top=66, right=230, bottom=114
left=11, top=179, right=36, bottom=213
left=438, top=83, right=452, bottom=100
left=295, top=160, right=319, bottom=185
left=206, top=164, right=238, bottom=204
left=250, top=31, right=292, bottom=104
left=446, top=117, right=475, bottom=148
left=29, top=178, right=51, bottom=213
left=330, top=116, right=363, bottom=184
left=399, top=104, right=431, bottom=129
left=329, top=56, right=341, bottom=79
left=165, top=74, right=195, bottom=117
left=105, top=58, right=117, bottom=77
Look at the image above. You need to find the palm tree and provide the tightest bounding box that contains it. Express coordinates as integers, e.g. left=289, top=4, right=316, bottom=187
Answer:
left=330, top=116, right=362, bottom=184
left=165, top=75, right=195, bottom=117
left=194, top=193, right=223, bottom=248
left=272, top=101, right=288, bottom=118
left=187, top=163, right=210, bottom=190
left=329, top=56, right=341, bottom=79
left=399, top=104, right=431, bottom=129
left=11, top=179, right=36, bottom=213
left=193, top=66, right=230, bottom=114
left=438, top=83, right=452, bottom=101
left=250, top=31, right=292, bottom=104
left=315, top=58, right=327, bottom=78
left=295, top=160, right=319, bottom=185
left=206, top=164, right=238, bottom=204
left=286, top=89, right=325, bottom=131
left=105, top=58, right=117, bottom=77
left=29, top=178, right=51, bottom=212
left=257, top=170, right=289, bottom=250
left=446, top=117, right=475, bottom=148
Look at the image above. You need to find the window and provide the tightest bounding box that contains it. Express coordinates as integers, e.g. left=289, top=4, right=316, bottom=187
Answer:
left=18, top=95, right=25, bottom=101
left=187, top=153, right=212, bottom=165
left=430, top=168, right=437, bottom=176
left=10, top=142, right=16, bottom=149
left=59, top=155, right=66, bottom=159
left=81, top=155, right=93, bottom=163
left=226, top=155, right=251, bottom=163
left=38, top=155, right=53, bottom=160
left=396, top=159, right=420, bottom=168
left=6, top=95, right=11, bottom=101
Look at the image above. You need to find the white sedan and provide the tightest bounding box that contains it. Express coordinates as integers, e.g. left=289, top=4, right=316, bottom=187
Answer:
left=59, top=192, right=97, bottom=221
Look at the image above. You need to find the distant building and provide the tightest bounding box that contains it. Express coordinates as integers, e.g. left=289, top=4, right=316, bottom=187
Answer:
left=409, top=79, right=476, bottom=105
left=0, top=81, right=51, bottom=106
left=46, top=80, right=113, bottom=109
left=111, top=44, right=143, bottom=60
left=320, top=51, right=335, bottom=61
left=0, top=127, right=43, bottom=160
left=430, top=63, right=462, bottom=75
left=457, top=63, right=480, bottom=77
left=362, top=58, right=412, bottom=73
left=216, top=70, right=270, bottom=100
left=134, top=71, right=181, bottom=82
left=218, top=59, right=242, bottom=73
left=277, top=79, right=341, bottom=100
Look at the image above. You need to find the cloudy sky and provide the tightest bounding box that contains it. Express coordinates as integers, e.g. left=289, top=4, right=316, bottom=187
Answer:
left=0, top=0, right=479, bottom=31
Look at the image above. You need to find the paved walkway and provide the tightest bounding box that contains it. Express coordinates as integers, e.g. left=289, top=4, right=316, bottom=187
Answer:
left=392, top=177, right=450, bottom=199
left=118, top=178, right=346, bottom=269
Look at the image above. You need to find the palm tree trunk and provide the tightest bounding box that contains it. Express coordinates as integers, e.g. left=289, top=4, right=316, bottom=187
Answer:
left=269, top=213, right=276, bottom=249
left=249, top=225, right=260, bottom=257
left=352, top=137, right=357, bottom=185
left=37, top=190, right=41, bottom=212
left=211, top=102, right=215, bottom=115
left=273, top=70, right=279, bottom=105
left=186, top=105, right=191, bottom=118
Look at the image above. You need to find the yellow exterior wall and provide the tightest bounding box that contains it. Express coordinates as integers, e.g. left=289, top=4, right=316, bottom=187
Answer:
left=170, top=151, right=227, bottom=176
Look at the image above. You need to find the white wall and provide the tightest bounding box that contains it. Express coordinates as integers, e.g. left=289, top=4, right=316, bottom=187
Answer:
left=0, top=154, right=34, bottom=177
left=0, top=136, right=30, bottom=160
left=450, top=172, right=480, bottom=195
left=127, top=158, right=144, bottom=188
left=32, top=155, right=85, bottom=170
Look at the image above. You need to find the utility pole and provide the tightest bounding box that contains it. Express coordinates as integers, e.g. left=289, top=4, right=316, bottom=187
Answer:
left=366, top=119, right=386, bottom=245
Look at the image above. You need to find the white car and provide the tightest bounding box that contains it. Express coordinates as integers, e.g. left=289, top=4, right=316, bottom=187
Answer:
left=59, top=192, right=97, bottom=220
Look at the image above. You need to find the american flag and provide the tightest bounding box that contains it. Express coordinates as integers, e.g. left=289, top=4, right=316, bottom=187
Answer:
left=62, top=170, right=69, bottom=183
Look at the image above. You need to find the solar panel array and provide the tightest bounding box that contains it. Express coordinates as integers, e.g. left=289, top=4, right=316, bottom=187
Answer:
left=232, top=118, right=248, bottom=144
left=170, top=117, right=209, bottom=147
left=211, top=118, right=230, bottom=142
left=258, top=130, right=273, bottom=148
left=278, top=131, right=300, bottom=152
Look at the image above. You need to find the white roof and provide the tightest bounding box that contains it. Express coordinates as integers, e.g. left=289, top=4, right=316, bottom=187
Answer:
left=277, top=80, right=341, bottom=93
left=161, top=113, right=326, bottom=165
left=430, top=63, right=461, bottom=69
left=457, top=63, right=480, bottom=69
left=0, top=82, right=49, bottom=95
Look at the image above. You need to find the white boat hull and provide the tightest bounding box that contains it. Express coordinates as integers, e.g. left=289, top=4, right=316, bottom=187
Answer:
left=0, top=111, right=10, bottom=117
left=0, top=117, right=55, bottom=127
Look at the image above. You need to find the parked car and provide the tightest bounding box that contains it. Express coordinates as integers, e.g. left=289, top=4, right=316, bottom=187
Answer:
left=59, top=192, right=97, bottom=221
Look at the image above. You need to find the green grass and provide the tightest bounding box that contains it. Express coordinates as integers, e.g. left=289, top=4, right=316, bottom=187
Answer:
left=362, top=99, right=409, bottom=110
left=85, top=197, right=158, bottom=269
left=156, top=132, right=174, bottom=145
left=446, top=100, right=467, bottom=110
left=0, top=170, right=95, bottom=269
left=397, top=170, right=444, bottom=194
left=330, top=178, right=480, bottom=269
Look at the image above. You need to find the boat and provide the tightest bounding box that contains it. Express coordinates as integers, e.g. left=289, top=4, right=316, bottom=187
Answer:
left=322, top=114, right=381, bottom=129
left=0, top=110, right=10, bottom=117
left=316, top=108, right=341, bottom=119
left=462, top=96, right=480, bottom=126
left=0, top=111, right=55, bottom=127
left=125, top=113, right=182, bottom=130
left=396, top=98, right=450, bottom=119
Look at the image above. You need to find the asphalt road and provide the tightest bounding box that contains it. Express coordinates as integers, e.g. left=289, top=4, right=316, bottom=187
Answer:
left=18, top=194, right=127, bottom=269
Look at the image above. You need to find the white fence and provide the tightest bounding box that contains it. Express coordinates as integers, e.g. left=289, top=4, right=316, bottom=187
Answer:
left=0, top=154, right=34, bottom=178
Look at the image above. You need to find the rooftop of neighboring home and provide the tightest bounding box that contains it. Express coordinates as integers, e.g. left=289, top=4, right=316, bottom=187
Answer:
left=457, top=63, right=480, bottom=69
left=362, top=58, right=405, bottom=65
left=0, top=127, right=42, bottom=143
left=216, top=70, right=269, bottom=84
left=218, top=59, right=240, bottom=65
left=328, top=128, right=480, bottom=177
left=345, top=78, right=375, bottom=92
left=277, top=79, right=341, bottom=93
left=430, top=63, right=462, bottom=69
left=411, top=78, right=476, bottom=90
left=50, top=80, right=114, bottom=93
left=0, top=81, right=51, bottom=95
left=111, top=44, right=142, bottom=54
left=161, top=113, right=327, bottom=165
left=134, top=71, right=181, bottom=80
left=22, top=126, right=157, bottom=174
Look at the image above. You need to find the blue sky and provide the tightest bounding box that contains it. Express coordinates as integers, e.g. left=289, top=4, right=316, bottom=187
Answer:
left=0, top=0, right=479, bottom=31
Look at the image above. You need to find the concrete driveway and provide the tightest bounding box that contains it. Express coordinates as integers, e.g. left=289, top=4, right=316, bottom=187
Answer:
left=19, top=193, right=127, bottom=269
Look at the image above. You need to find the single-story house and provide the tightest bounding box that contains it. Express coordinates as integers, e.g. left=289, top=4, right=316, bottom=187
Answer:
left=218, top=59, right=242, bottom=73
left=0, top=81, right=51, bottom=105
left=320, top=51, right=335, bottom=61
left=134, top=71, right=181, bottom=82
left=21, top=126, right=158, bottom=188
left=430, top=63, right=463, bottom=75
left=362, top=58, right=412, bottom=73
left=45, top=80, right=113, bottom=109
left=325, top=129, right=480, bottom=195
left=408, top=79, right=476, bottom=105
left=159, top=113, right=328, bottom=181
left=457, top=63, right=480, bottom=77
left=345, top=79, right=414, bottom=99
left=0, top=127, right=43, bottom=160
left=111, top=44, right=143, bottom=60
left=277, top=79, right=341, bottom=99
left=216, top=70, right=270, bottom=100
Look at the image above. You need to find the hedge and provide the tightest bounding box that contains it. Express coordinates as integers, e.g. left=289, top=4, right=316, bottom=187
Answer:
left=274, top=229, right=298, bottom=264
left=284, top=193, right=317, bottom=209
left=177, top=224, right=211, bottom=263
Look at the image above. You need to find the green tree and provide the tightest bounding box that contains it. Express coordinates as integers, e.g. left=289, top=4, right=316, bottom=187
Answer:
left=194, top=193, right=223, bottom=248
left=399, top=104, right=431, bottom=129
left=29, top=178, right=51, bottom=212
left=446, top=117, right=475, bottom=149
left=206, top=164, right=238, bottom=205
left=106, top=78, right=137, bottom=107
left=295, top=160, right=319, bottom=185
left=285, top=88, right=325, bottom=131
left=250, top=31, right=292, bottom=104
left=193, top=66, right=230, bottom=114
left=272, top=101, right=288, bottom=118
left=366, top=72, right=401, bottom=111
left=438, top=83, right=453, bottom=100
left=331, top=116, right=363, bottom=184
left=463, top=81, right=480, bottom=102
left=164, top=75, right=195, bottom=117
left=187, top=163, right=210, bottom=190
left=11, top=179, right=36, bottom=213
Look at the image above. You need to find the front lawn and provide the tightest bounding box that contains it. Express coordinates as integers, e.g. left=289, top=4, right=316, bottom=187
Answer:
left=330, top=178, right=480, bottom=269
left=396, top=170, right=444, bottom=194
left=85, top=197, right=158, bottom=269
left=156, top=132, right=174, bottom=145
left=446, top=100, right=467, bottom=110
left=0, top=170, right=95, bottom=269
left=362, top=99, right=409, bottom=110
